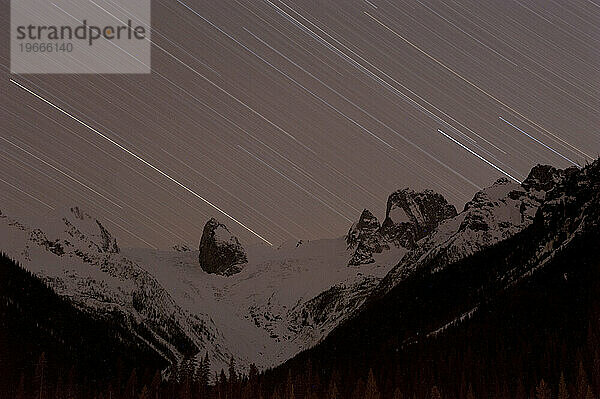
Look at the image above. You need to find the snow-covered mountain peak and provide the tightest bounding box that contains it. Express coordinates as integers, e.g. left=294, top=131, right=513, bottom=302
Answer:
left=1, top=204, right=402, bottom=374
left=346, top=209, right=380, bottom=249
left=3, top=163, right=589, bottom=379
left=64, top=206, right=120, bottom=254
left=376, top=166, right=566, bottom=295
left=346, top=209, right=385, bottom=266
left=0, top=205, right=121, bottom=257
left=0, top=205, right=225, bottom=369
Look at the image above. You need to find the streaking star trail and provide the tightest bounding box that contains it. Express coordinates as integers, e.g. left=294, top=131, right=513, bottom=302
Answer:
left=9, top=78, right=274, bottom=246
left=437, top=129, right=522, bottom=184
left=499, top=116, right=582, bottom=168
left=1, top=0, right=598, bottom=248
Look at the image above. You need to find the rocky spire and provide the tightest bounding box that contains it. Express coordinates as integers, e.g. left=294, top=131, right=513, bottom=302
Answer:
left=345, top=189, right=456, bottom=266
left=199, top=218, right=247, bottom=276
left=346, top=209, right=385, bottom=266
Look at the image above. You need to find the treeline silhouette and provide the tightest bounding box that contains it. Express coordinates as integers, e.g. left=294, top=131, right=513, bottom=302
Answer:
left=0, top=252, right=167, bottom=398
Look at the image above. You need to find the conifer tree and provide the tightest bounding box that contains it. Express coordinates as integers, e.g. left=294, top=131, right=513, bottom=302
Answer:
left=245, top=363, right=259, bottom=399
left=124, top=369, right=138, bottom=399
left=466, top=384, right=475, bottom=399
left=585, top=385, right=595, bottom=399
left=138, top=385, right=150, bottom=399
left=365, top=369, right=381, bottom=399
left=15, top=372, right=26, bottom=399
left=34, top=352, right=48, bottom=399
left=201, top=352, right=211, bottom=387
left=228, top=356, right=237, bottom=384
left=577, top=363, right=590, bottom=399
left=350, top=377, right=364, bottom=399
left=219, top=368, right=227, bottom=399
left=536, top=379, right=551, bottom=399
left=285, top=370, right=295, bottom=399
left=248, top=363, right=259, bottom=381
left=150, top=370, right=161, bottom=397
left=327, top=378, right=340, bottom=399
left=559, top=372, right=569, bottom=399
left=179, top=357, right=193, bottom=384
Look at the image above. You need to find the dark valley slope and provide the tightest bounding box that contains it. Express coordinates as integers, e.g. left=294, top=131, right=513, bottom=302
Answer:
left=260, top=161, right=600, bottom=399
left=0, top=253, right=168, bottom=398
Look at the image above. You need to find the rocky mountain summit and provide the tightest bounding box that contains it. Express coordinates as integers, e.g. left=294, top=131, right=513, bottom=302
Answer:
left=376, top=164, right=577, bottom=296
left=0, top=205, right=399, bottom=375
left=0, top=205, right=213, bottom=367
left=345, top=209, right=384, bottom=266
left=381, top=189, right=458, bottom=247
left=65, top=206, right=120, bottom=254
left=346, top=189, right=457, bottom=266
left=198, top=218, right=248, bottom=276
left=274, top=160, right=600, bottom=399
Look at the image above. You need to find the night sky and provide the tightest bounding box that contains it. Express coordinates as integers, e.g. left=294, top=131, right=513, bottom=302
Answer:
left=1, top=0, right=599, bottom=248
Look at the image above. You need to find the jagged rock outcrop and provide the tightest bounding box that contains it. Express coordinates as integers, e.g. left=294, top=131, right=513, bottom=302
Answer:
left=0, top=205, right=210, bottom=369
left=346, top=210, right=386, bottom=266
left=66, top=206, right=119, bottom=253
left=283, top=161, right=600, bottom=394
left=199, top=218, right=247, bottom=276
left=380, top=189, right=457, bottom=248
left=346, top=189, right=456, bottom=266
left=521, top=164, right=565, bottom=192
left=376, top=164, right=579, bottom=295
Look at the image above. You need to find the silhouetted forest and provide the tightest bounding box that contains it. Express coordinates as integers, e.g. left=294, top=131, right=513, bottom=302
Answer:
left=0, top=252, right=166, bottom=398
left=258, top=215, right=600, bottom=399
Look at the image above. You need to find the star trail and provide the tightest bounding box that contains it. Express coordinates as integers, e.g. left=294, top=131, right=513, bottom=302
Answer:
left=1, top=0, right=598, bottom=248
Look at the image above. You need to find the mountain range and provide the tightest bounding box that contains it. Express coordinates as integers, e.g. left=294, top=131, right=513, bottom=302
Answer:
left=1, top=160, right=599, bottom=398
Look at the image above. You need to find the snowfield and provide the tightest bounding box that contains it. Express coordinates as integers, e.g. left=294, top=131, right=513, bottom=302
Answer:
left=0, top=205, right=402, bottom=373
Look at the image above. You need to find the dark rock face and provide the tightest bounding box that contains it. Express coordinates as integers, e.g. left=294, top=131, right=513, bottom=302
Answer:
left=346, top=210, right=386, bottom=266
left=521, top=164, right=565, bottom=192
left=96, top=220, right=120, bottom=254
left=346, top=189, right=456, bottom=266
left=199, top=218, right=247, bottom=276
left=172, top=245, right=191, bottom=252
left=380, top=189, right=457, bottom=248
